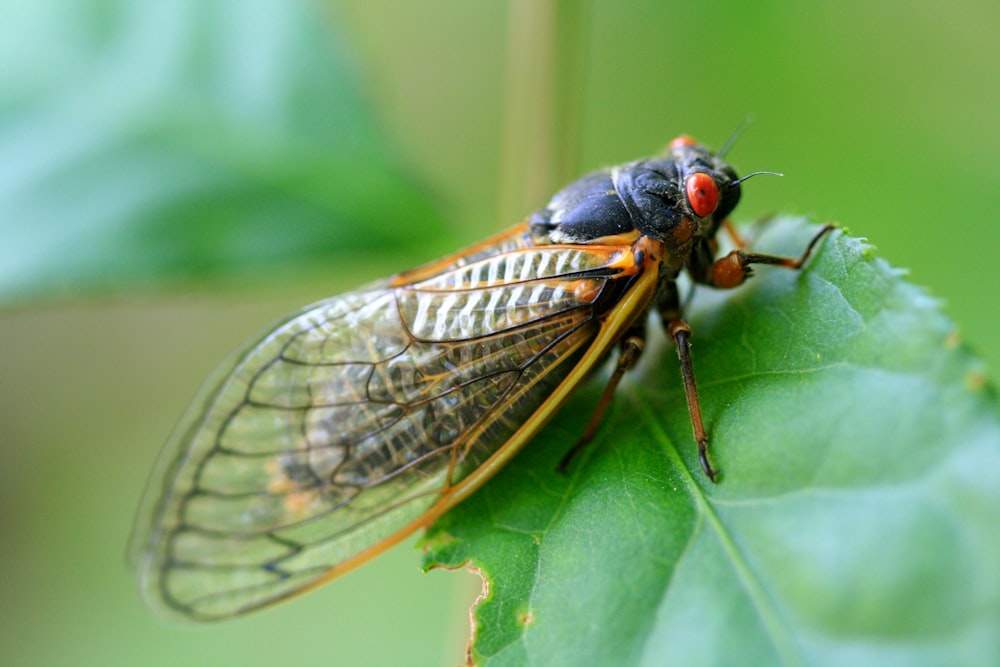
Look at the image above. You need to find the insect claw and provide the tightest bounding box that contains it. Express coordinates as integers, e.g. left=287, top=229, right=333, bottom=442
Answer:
left=556, top=439, right=587, bottom=475
left=699, top=442, right=718, bottom=483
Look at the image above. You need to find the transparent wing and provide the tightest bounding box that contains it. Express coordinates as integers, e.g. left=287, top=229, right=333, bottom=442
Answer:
left=131, top=232, right=640, bottom=621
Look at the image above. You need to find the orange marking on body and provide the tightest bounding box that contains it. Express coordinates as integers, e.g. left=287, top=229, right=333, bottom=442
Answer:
left=671, top=216, right=698, bottom=244
left=570, top=278, right=603, bottom=303
left=390, top=223, right=531, bottom=287
left=634, top=234, right=664, bottom=265
left=604, top=247, right=639, bottom=273
left=670, top=135, right=698, bottom=149
left=586, top=230, right=641, bottom=246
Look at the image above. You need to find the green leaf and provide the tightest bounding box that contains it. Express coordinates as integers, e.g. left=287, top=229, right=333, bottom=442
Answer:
left=423, top=217, right=1000, bottom=667
left=0, top=0, right=443, bottom=302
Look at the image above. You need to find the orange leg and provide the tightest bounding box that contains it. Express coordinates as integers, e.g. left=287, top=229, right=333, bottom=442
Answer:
left=558, top=334, right=645, bottom=473
left=721, top=219, right=748, bottom=249
left=666, top=319, right=716, bottom=482
left=669, top=223, right=834, bottom=481
left=709, top=224, right=834, bottom=289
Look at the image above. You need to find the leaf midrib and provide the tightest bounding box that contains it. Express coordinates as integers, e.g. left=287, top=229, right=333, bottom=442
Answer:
left=632, top=384, right=806, bottom=667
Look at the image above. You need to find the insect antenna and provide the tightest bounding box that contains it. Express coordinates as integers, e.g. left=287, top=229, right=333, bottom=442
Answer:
left=729, top=170, right=784, bottom=188
left=717, top=114, right=756, bottom=158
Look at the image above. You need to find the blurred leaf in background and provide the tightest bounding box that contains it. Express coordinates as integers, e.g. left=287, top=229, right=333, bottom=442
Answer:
left=0, top=1, right=465, bottom=666
left=0, top=0, right=444, bottom=302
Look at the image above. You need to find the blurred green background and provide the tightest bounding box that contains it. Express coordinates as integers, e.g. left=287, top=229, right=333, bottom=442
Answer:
left=1, top=1, right=998, bottom=666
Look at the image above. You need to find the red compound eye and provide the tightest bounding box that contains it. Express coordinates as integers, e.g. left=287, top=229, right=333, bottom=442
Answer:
left=685, top=172, right=720, bottom=217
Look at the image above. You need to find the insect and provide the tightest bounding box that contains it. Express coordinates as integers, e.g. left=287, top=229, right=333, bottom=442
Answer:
left=130, top=135, right=832, bottom=622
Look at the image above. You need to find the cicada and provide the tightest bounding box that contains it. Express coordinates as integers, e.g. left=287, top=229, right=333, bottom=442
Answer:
left=130, top=135, right=831, bottom=621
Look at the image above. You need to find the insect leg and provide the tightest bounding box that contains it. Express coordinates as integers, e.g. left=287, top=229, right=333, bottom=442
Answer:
left=661, top=318, right=717, bottom=482
left=656, top=280, right=719, bottom=481
left=707, top=223, right=834, bottom=289
left=557, top=328, right=646, bottom=473
left=721, top=219, right=749, bottom=249
left=722, top=212, right=783, bottom=251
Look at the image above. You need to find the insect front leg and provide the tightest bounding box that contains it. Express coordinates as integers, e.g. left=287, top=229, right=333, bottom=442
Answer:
left=557, top=324, right=647, bottom=473
left=721, top=219, right=749, bottom=249
left=720, top=212, right=785, bottom=251
left=702, top=223, right=834, bottom=289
